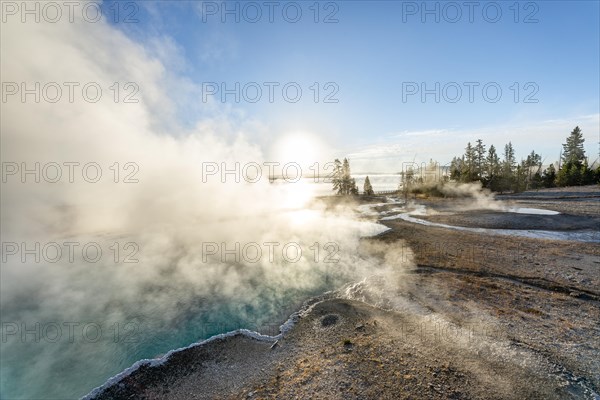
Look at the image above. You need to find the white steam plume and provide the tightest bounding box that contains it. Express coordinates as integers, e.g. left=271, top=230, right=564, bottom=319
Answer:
left=0, top=7, right=405, bottom=399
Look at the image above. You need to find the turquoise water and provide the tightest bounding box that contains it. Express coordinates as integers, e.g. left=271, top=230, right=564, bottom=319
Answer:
left=1, top=263, right=352, bottom=398
left=1, top=212, right=389, bottom=399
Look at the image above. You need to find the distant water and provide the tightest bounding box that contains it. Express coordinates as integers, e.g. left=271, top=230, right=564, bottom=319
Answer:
left=273, top=174, right=402, bottom=196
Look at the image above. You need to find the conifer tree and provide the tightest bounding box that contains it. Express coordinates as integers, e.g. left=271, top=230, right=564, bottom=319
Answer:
left=363, top=176, right=374, bottom=195
left=474, top=139, right=486, bottom=180
left=561, top=126, right=585, bottom=165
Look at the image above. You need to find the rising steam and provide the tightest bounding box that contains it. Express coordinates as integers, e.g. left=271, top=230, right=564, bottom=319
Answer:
left=0, top=9, right=407, bottom=399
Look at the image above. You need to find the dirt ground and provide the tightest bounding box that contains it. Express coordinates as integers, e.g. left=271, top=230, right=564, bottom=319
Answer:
left=90, top=186, right=600, bottom=400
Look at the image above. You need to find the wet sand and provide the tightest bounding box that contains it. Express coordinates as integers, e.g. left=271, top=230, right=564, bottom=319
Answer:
left=89, top=186, right=600, bottom=399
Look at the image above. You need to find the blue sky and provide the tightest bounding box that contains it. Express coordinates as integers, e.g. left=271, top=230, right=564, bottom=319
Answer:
left=102, top=0, right=599, bottom=171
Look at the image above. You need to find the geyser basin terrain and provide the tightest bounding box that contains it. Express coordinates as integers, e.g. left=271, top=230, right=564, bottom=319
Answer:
left=85, top=189, right=600, bottom=399
left=416, top=209, right=599, bottom=231
left=86, top=297, right=598, bottom=400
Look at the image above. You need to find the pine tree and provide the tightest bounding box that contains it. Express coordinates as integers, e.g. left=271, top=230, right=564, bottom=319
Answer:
left=363, top=176, right=374, bottom=195
left=342, top=158, right=352, bottom=195
left=557, top=162, right=582, bottom=186
left=450, top=156, right=463, bottom=181
left=350, top=178, right=359, bottom=195
left=331, top=159, right=343, bottom=194
left=503, top=142, right=516, bottom=173
left=486, top=145, right=500, bottom=177
left=561, top=126, right=585, bottom=164
left=557, top=126, right=590, bottom=187
left=463, top=142, right=476, bottom=181
left=542, top=164, right=556, bottom=187
left=515, top=164, right=527, bottom=192
left=484, top=145, right=501, bottom=191
left=474, top=139, right=486, bottom=180
left=500, top=142, right=516, bottom=192
left=530, top=171, right=543, bottom=189
left=331, top=158, right=357, bottom=195
left=524, top=151, right=542, bottom=170
left=580, top=159, right=594, bottom=185
left=523, top=150, right=542, bottom=189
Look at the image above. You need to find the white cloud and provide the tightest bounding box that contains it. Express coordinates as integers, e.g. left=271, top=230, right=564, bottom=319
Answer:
left=343, top=114, right=600, bottom=172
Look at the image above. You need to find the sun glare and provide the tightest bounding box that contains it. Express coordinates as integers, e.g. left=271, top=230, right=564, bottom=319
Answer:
left=274, top=133, right=324, bottom=169
left=280, top=178, right=315, bottom=210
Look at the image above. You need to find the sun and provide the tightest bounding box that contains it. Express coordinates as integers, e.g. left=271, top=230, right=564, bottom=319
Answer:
left=273, top=133, right=324, bottom=169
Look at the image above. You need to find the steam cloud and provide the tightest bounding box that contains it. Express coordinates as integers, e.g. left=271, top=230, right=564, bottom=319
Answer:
left=0, top=8, right=406, bottom=399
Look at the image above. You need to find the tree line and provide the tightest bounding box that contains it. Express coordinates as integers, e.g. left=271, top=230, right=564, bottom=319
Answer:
left=449, top=126, right=598, bottom=192
left=331, top=126, right=599, bottom=195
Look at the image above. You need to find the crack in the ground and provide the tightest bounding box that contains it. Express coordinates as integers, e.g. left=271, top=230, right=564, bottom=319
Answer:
left=413, top=264, right=600, bottom=302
